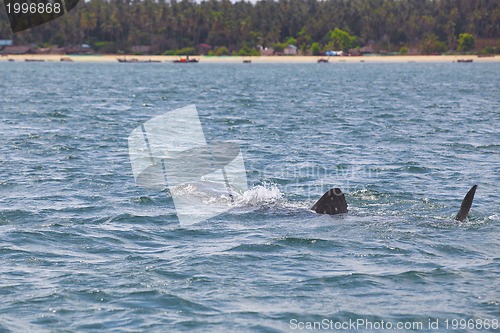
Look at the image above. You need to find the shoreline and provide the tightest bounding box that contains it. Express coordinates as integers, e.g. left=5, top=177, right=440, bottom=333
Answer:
left=1, top=54, right=498, bottom=63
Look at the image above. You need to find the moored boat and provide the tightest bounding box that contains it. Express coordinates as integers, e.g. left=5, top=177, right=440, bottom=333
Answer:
left=117, top=57, right=161, bottom=63
left=173, top=55, right=199, bottom=63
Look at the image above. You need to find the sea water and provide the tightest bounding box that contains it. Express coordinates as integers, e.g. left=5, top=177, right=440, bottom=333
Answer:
left=0, top=62, right=499, bottom=332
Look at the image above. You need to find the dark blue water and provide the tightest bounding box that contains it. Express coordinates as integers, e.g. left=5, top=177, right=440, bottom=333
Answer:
left=0, top=62, right=499, bottom=332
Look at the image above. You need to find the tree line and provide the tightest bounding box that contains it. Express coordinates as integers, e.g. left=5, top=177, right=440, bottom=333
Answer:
left=0, top=0, right=498, bottom=54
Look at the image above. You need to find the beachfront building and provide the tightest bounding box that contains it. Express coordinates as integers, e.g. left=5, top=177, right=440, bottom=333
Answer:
left=0, top=39, right=13, bottom=47
left=198, top=43, right=212, bottom=55
left=259, top=46, right=274, bottom=56
left=1, top=45, right=33, bottom=54
left=0, top=40, right=14, bottom=54
left=283, top=44, right=298, bottom=55
left=65, top=44, right=94, bottom=54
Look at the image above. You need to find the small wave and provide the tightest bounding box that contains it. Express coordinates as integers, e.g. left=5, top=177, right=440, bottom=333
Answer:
left=275, top=237, right=331, bottom=247
left=0, top=180, right=14, bottom=187
left=350, top=189, right=384, bottom=201
left=104, top=212, right=177, bottom=225
left=236, top=185, right=283, bottom=206
left=403, top=165, right=430, bottom=173
left=170, top=181, right=236, bottom=207
left=487, top=214, right=499, bottom=221
left=169, top=182, right=310, bottom=213
left=227, top=243, right=283, bottom=253
left=302, top=273, right=383, bottom=288
left=133, top=196, right=155, bottom=204
left=171, top=182, right=284, bottom=205
left=47, top=111, right=68, bottom=119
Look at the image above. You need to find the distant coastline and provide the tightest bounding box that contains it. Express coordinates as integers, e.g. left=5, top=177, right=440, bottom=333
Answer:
left=1, top=54, right=498, bottom=63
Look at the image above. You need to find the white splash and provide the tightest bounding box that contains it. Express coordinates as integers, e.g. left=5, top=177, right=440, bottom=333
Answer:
left=236, top=185, right=283, bottom=206
left=170, top=182, right=288, bottom=211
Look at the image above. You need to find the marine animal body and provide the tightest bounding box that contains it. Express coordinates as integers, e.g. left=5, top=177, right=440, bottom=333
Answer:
left=312, top=185, right=478, bottom=222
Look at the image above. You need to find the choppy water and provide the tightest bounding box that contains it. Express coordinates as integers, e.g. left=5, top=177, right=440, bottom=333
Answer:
left=0, top=62, right=499, bottom=332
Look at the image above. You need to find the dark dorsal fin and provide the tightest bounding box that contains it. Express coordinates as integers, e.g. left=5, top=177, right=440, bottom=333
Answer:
left=455, top=185, right=477, bottom=222
left=312, top=188, right=348, bottom=215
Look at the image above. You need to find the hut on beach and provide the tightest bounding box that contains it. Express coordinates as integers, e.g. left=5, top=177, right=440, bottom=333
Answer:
left=1, top=45, right=33, bottom=54
left=283, top=44, right=298, bottom=55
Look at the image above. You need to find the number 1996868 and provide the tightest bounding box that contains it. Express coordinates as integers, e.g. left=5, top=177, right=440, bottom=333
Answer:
left=6, top=1, right=61, bottom=14
left=445, top=318, right=499, bottom=330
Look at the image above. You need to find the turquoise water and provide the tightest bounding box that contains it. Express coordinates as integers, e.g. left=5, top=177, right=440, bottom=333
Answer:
left=0, top=62, right=499, bottom=332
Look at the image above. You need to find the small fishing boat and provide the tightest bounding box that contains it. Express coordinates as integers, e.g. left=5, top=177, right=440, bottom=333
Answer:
left=457, top=59, right=473, bottom=63
left=117, top=57, right=161, bottom=63
left=25, top=59, right=44, bottom=62
left=173, top=55, right=199, bottom=63
left=317, top=56, right=330, bottom=63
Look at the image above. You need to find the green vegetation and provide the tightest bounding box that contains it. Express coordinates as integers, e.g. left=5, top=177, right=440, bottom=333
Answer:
left=311, top=42, right=321, bottom=56
left=162, top=47, right=196, bottom=56
left=457, top=33, right=476, bottom=53
left=326, top=28, right=356, bottom=52
left=421, top=34, right=448, bottom=54
left=215, top=46, right=230, bottom=56
left=478, top=46, right=495, bottom=55
left=238, top=44, right=260, bottom=56
left=0, top=0, right=497, bottom=55
left=272, top=43, right=286, bottom=53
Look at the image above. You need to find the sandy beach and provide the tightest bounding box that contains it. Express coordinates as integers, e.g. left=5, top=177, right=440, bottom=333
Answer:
left=1, top=54, right=498, bottom=63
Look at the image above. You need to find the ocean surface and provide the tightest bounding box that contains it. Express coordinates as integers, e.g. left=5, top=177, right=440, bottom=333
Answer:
left=0, top=61, right=499, bottom=332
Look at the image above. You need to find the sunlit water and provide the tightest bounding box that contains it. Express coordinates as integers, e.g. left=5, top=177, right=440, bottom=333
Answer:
left=0, top=62, right=499, bottom=332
